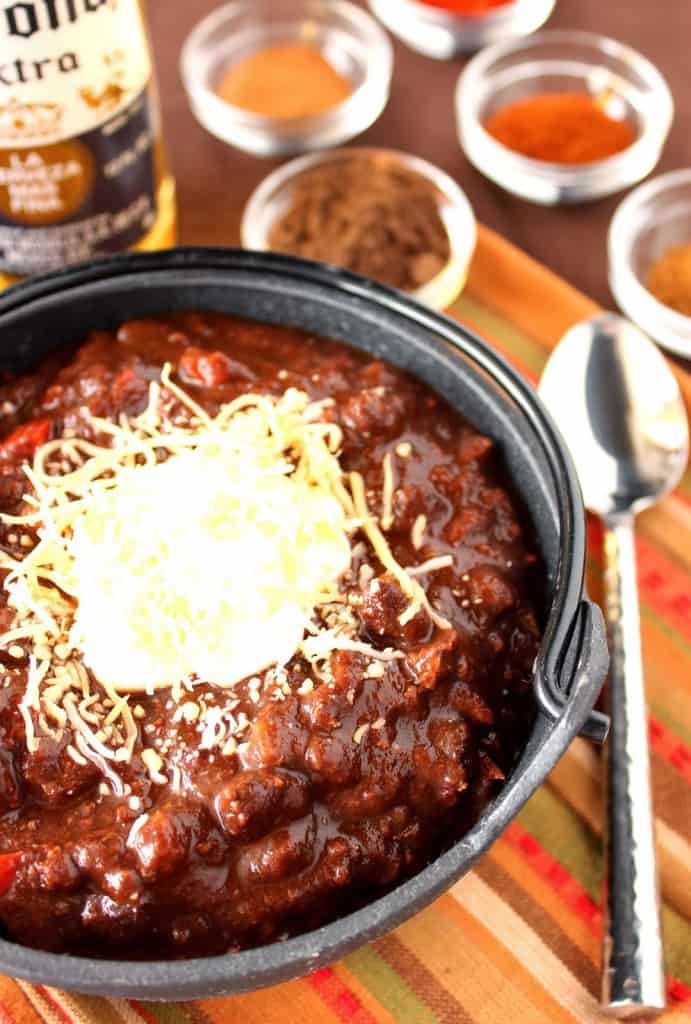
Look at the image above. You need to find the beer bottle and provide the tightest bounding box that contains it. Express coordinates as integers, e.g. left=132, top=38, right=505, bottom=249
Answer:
left=0, top=0, right=176, bottom=285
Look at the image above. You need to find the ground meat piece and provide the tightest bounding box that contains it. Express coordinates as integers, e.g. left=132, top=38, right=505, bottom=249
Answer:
left=457, top=431, right=494, bottom=466
left=406, top=629, right=458, bottom=689
left=410, top=744, right=467, bottom=809
left=328, top=773, right=401, bottom=823
left=0, top=751, right=21, bottom=813
left=328, top=650, right=366, bottom=702
left=116, top=320, right=176, bottom=348
left=467, top=565, right=518, bottom=619
left=101, top=867, right=142, bottom=903
left=30, top=846, right=80, bottom=893
left=128, top=803, right=198, bottom=882
left=391, top=483, right=427, bottom=531
left=215, top=769, right=311, bottom=841
left=427, top=716, right=471, bottom=762
left=244, top=699, right=308, bottom=769
left=23, top=745, right=100, bottom=803
left=341, top=387, right=407, bottom=441
left=449, top=681, right=495, bottom=724
left=304, top=732, right=359, bottom=786
left=360, top=574, right=429, bottom=643
left=236, top=816, right=316, bottom=885
left=318, top=837, right=356, bottom=888
left=109, top=366, right=149, bottom=413
left=300, top=685, right=347, bottom=732
left=445, top=505, right=491, bottom=545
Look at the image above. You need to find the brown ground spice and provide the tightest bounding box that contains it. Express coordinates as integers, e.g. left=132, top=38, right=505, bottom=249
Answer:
left=267, top=154, right=452, bottom=292
left=647, top=242, right=691, bottom=317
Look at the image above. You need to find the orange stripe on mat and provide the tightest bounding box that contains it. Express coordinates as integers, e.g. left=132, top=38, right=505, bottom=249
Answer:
left=425, top=896, right=576, bottom=1024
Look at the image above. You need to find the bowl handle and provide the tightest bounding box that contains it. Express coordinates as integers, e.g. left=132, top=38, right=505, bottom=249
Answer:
left=534, top=600, right=610, bottom=744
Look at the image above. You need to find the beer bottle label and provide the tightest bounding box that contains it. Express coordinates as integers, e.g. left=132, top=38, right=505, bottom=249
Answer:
left=0, top=0, right=158, bottom=275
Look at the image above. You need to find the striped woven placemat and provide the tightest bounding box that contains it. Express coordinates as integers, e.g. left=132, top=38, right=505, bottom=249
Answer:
left=3, top=227, right=691, bottom=1023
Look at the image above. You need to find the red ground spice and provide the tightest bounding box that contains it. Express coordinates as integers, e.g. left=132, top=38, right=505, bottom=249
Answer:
left=484, top=92, right=636, bottom=164
left=416, top=0, right=512, bottom=13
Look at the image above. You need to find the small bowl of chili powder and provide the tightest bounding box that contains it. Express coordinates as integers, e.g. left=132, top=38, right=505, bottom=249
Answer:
left=609, top=169, right=691, bottom=359
left=241, top=147, right=477, bottom=311
left=367, top=0, right=555, bottom=59
left=456, top=30, right=673, bottom=204
left=180, top=0, right=393, bottom=157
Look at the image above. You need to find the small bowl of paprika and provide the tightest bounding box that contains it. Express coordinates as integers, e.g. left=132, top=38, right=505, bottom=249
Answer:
left=609, top=169, right=691, bottom=359
left=181, top=0, right=393, bottom=157
left=456, top=30, right=673, bottom=205
left=367, top=0, right=555, bottom=59
left=240, top=147, right=477, bottom=312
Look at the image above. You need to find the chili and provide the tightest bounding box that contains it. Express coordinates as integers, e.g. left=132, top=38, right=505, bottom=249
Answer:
left=0, top=314, right=540, bottom=958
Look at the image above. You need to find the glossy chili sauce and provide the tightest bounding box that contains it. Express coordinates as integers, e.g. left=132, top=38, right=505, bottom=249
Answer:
left=0, top=314, right=539, bottom=958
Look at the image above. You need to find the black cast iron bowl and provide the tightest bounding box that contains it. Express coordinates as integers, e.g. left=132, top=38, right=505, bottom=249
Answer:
left=0, top=248, right=608, bottom=999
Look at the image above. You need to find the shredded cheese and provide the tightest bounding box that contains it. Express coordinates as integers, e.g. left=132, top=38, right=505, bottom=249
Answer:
left=349, top=472, right=450, bottom=631
left=0, top=363, right=451, bottom=773
left=411, top=514, right=427, bottom=551
left=1, top=375, right=353, bottom=694
left=407, top=554, right=454, bottom=576
left=380, top=452, right=395, bottom=532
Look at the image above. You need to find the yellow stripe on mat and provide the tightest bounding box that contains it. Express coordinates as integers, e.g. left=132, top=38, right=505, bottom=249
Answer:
left=410, top=897, right=573, bottom=1024
left=451, top=875, right=608, bottom=1024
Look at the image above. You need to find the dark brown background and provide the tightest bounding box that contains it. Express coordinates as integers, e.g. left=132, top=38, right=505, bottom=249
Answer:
left=148, top=0, right=691, bottom=310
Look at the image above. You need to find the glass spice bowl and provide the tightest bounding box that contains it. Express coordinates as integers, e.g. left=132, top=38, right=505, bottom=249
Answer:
left=367, top=0, right=555, bottom=59
left=241, top=148, right=477, bottom=312
left=180, top=0, right=393, bottom=157
left=456, top=30, right=673, bottom=205
left=609, top=169, right=691, bottom=359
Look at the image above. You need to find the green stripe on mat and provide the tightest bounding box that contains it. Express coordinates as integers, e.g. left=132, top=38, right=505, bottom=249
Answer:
left=518, top=788, right=691, bottom=984
left=519, top=787, right=601, bottom=900
left=345, top=945, right=439, bottom=1024
left=451, top=295, right=546, bottom=379
left=136, top=1003, right=193, bottom=1024
left=68, top=995, right=129, bottom=1024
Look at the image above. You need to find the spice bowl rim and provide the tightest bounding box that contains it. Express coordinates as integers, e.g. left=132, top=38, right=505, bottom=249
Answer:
left=240, top=146, right=478, bottom=311
left=456, top=28, right=674, bottom=205
left=608, top=168, right=691, bottom=359
left=367, top=0, right=556, bottom=59
left=180, top=0, right=394, bottom=157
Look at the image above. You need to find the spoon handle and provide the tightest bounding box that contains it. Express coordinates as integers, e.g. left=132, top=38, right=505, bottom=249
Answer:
left=601, top=515, right=665, bottom=1016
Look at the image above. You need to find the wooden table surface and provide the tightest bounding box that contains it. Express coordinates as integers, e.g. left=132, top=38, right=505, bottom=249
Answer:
left=148, top=0, right=691, bottom=321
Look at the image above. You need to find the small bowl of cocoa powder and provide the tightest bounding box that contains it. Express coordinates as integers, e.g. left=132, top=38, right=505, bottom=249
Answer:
left=241, top=148, right=477, bottom=310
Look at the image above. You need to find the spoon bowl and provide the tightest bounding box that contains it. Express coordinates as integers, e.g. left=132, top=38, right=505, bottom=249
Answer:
left=539, top=313, right=688, bottom=519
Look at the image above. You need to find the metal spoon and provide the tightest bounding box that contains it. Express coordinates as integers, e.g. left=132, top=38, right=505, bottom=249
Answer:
left=539, top=313, right=689, bottom=1018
